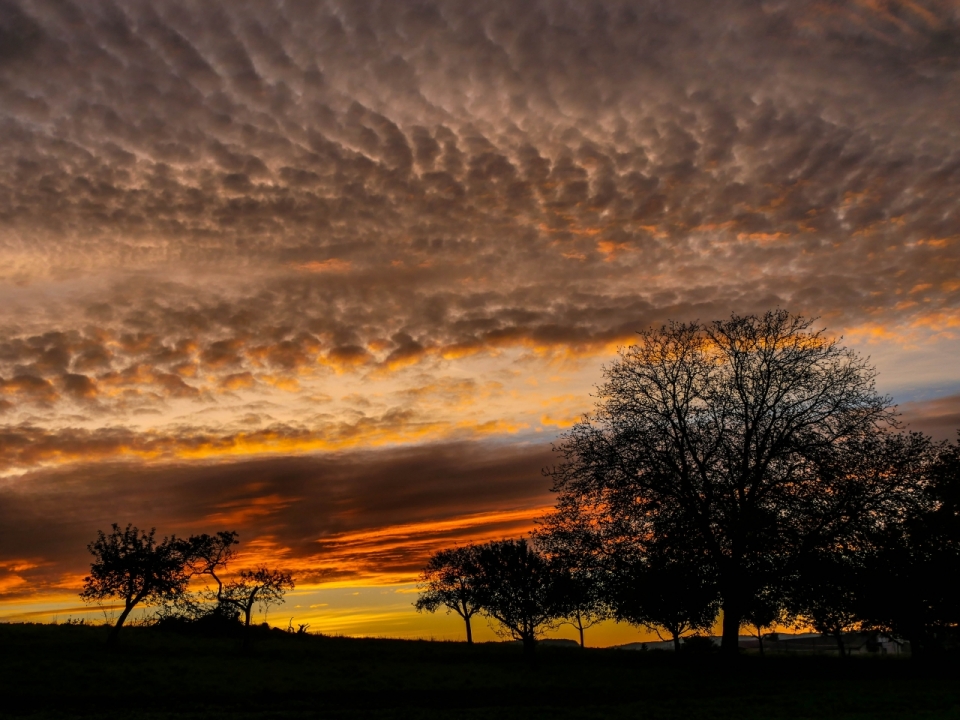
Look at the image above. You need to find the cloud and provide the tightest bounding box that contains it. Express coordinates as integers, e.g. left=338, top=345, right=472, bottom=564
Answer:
left=0, top=374, right=58, bottom=406
left=2, top=0, right=960, bottom=616
left=0, top=439, right=554, bottom=599
left=899, top=393, right=960, bottom=440
left=0, top=2, right=956, bottom=323
left=0, top=406, right=534, bottom=473
left=1, top=0, right=958, bottom=417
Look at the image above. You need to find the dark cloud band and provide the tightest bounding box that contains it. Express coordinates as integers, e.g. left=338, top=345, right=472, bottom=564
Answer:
left=0, top=440, right=554, bottom=598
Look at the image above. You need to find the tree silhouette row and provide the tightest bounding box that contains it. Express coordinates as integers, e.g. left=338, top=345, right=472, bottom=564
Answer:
left=417, top=312, right=960, bottom=657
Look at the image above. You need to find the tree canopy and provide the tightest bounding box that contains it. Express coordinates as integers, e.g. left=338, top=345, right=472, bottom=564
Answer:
left=218, top=567, right=295, bottom=646
left=545, top=311, right=902, bottom=653
left=414, top=545, right=484, bottom=644
left=471, top=539, right=558, bottom=656
left=81, top=524, right=194, bottom=645
left=857, top=435, right=960, bottom=656
left=609, top=541, right=719, bottom=652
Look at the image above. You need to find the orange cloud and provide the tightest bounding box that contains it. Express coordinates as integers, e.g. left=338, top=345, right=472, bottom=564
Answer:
left=596, top=240, right=628, bottom=260
left=258, top=374, right=301, bottom=392
left=322, top=507, right=549, bottom=549
left=323, top=346, right=375, bottom=372
left=221, top=372, right=258, bottom=391
left=0, top=574, right=28, bottom=593
left=540, top=414, right=579, bottom=429
left=1, top=376, right=59, bottom=406
left=305, top=506, right=553, bottom=585
left=204, top=493, right=298, bottom=526
left=0, top=413, right=533, bottom=472
left=295, top=259, right=352, bottom=273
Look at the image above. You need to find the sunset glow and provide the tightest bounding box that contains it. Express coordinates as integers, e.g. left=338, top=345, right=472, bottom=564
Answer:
left=2, top=0, right=959, bottom=645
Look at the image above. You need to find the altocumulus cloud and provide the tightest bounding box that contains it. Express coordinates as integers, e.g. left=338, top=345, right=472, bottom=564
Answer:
left=2, top=2, right=959, bottom=355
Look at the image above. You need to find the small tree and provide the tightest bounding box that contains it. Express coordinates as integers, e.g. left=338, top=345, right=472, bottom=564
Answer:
left=742, top=586, right=790, bottom=656
left=551, top=566, right=610, bottom=648
left=153, top=530, right=293, bottom=645
left=789, top=550, right=862, bottom=657
left=472, top=539, right=558, bottom=657
left=219, top=568, right=294, bottom=648
left=858, top=434, right=960, bottom=656
left=185, top=531, right=239, bottom=576
left=80, top=524, right=191, bottom=645
left=535, top=507, right=611, bottom=648
left=414, top=545, right=484, bottom=644
left=610, top=548, right=719, bottom=652
left=157, top=531, right=241, bottom=626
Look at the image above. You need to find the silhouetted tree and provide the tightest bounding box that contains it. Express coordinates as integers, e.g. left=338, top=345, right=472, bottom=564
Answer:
left=185, top=531, right=240, bottom=581
left=610, top=543, right=719, bottom=652
left=858, top=434, right=960, bottom=656
left=547, top=311, right=896, bottom=654
left=80, top=524, right=192, bottom=645
left=535, top=515, right=610, bottom=648
left=789, top=549, right=863, bottom=657
left=414, top=545, right=484, bottom=644
left=472, top=539, right=558, bottom=657
left=550, top=566, right=610, bottom=648
left=217, top=568, right=294, bottom=648
left=741, top=586, right=790, bottom=656
left=157, top=531, right=241, bottom=627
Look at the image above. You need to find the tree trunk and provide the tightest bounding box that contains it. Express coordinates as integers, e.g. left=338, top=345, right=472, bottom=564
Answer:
left=719, top=557, right=743, bottom=655
left=757, top=630, right=764, bottom=657
left=672, top=633, right=681, bottom=653
left=907, top=625, right=940, bottom=660
left=720, top=603, right=742, bottom=655
left=106, top=603, right=135, bottom=647
left=522, top=634, right=536, bottom=660
left=464, top=614, right=473, bottom=645
left=834, top=631, right=846, bottom=658
left=906, top=632, right=924, bottom=660
left=242, top=604, right=254, bottom=650
left=578, top=625, right=585, bottom=649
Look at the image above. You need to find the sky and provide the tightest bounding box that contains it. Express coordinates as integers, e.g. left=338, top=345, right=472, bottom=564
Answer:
left=1, top=0, right=960, bottom=645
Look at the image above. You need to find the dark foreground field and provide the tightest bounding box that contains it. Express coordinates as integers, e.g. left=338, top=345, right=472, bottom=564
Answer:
left=1, top=624, right=958, bottom=720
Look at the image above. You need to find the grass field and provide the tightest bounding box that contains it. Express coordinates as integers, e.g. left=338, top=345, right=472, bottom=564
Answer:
left=1, top=623, right=958, bottom=719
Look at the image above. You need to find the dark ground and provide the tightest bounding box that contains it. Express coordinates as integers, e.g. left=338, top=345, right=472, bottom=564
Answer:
left=0, top=623, right=957, bottom=719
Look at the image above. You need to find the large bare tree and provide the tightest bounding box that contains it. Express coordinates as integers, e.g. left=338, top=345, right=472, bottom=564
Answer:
left=546, top=311, right=896, bottom=654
